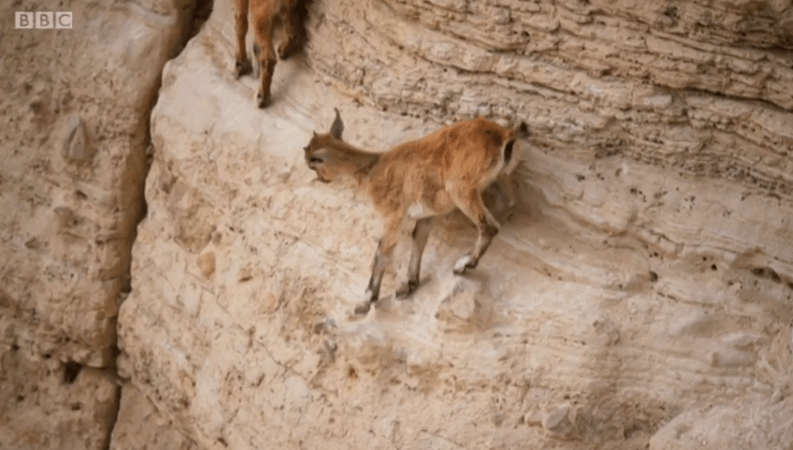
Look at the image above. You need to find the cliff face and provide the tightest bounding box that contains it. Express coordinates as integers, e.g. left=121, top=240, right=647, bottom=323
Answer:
left=115, top=0, right=793, bottom=448
left=0, top=0, right=194, bottom=448
left=3, top=0, right=785, bottom=448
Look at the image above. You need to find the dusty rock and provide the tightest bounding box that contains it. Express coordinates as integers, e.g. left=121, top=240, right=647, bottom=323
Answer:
left=118, top=0, right=793, bottom=449
left=196, top=251, right=216, bottom=278
left=543, top=403, right=576, bottom=437
left=61, top=115, right=93, bottom=164
left=109, top=383, right=201, bottom=450
left=649, top=397, right=793, bottom=450
left=0, top=347, right=118, bottom=450
left=0, top=0, right=195, bottom=446
left=0, top=0, right=194, bottom=363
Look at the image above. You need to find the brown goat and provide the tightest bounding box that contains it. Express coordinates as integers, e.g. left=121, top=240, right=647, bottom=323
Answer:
left=303, top=109, right=529, bottom=314
left=232, top=0, right=305, bottom=108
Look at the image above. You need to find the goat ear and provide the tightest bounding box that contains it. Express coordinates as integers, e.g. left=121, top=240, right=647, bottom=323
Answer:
left=330, top=107, right=344, bottom=139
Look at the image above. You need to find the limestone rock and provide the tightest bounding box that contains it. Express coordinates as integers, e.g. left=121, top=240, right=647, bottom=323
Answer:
left=543, top=404, right=576, bottom=437
left=0, top=0, right=193, bottom=364
left=109, top=384, right=202, bottom=450
left=119, top=0, right=793, bottom=449
left=0, top=0, right=195, bottom=446
left=61, top=115, right=93, bottom=164
left=649, top=397, right=793, bottom=450
left=0, top=348, right=119, bottom=450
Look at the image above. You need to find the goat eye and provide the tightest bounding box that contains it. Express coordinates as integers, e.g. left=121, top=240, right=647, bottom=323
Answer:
left=309, top=157, right=323, bottom=164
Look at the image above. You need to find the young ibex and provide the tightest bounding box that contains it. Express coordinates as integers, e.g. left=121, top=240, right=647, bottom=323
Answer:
left=232, top=0, right=306, bottom=108
left=303, top=109, right=530, bottom=315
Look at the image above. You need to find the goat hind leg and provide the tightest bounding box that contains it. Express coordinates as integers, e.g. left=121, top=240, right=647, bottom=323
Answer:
left=233, top=0, right=253, bottom=78
left=276, top=6, right=300, bottom=60
left=252, top=17, right=277, bottom=108
left=395, top=217, right=433, bottom=299
left=496, top=173, right=517, bottom=209
left=451, top=189, right=500, bottom=275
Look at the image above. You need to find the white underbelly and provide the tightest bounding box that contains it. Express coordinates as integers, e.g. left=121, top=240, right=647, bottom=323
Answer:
left=407, top=202, right=436, bottom=219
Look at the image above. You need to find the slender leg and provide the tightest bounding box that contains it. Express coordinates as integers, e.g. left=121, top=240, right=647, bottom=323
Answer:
left=275, top=8, right=299, bottom=60
left=450, top=189, right=500, bottom=275
left=395, top=217, right=433, bottom=299
left=233, top=0, right=252, bottom=78
left=496, top=173, right=516, bottom=209
left=252, top=42, right=261, bottom=79
left=355, top=216, right=402, bottom=315
left=252, top=15, right=277, bottom=108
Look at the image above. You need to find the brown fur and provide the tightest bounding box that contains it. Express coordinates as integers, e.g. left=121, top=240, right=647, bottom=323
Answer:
left=304, top=109, right=530, bottom=314
left=232, top=0, right=308, bottom=108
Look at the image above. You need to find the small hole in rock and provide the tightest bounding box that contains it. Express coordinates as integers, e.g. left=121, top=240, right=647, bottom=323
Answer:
left=63, top=361, right=82, bottom=384
left=768, top=269, right=781, bottom=283
left=711, top=264, right=717, bottom=271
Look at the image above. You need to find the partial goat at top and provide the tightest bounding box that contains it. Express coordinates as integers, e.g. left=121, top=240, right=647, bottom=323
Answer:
left=232, top=0, right=308, bottom=108
left=303, top=108, right=530, bottom=315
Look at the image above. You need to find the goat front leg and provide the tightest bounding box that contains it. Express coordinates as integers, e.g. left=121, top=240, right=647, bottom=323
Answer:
left=355, top=217, right=402, bottom=315
left=252, top=16, right=277, bottom=108
left=451, top=189, right=500, bottom=275
left=395, top=217, right=433, bottom=299
left=232, top=0, right=252, bottom=78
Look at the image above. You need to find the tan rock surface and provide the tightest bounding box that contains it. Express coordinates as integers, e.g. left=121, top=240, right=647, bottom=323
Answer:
left=1, top=0, right=194, bottom=447
left=649, top=397, right=793, bottom=450
left=0, top=347, right=118, bottom=450
left=0, top=0, right=193, bottom=365
left=118, top=0, right=793, bottom=449
left=110, top=383, right=201, bottom=450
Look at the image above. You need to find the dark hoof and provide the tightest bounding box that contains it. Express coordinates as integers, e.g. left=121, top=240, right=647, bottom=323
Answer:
left=277, top=43, right=293, bottom=60
left=234, top=60, right=252, bottom=79
left=453, top=255, right=477, bottom=275
left=256, top=90, right=270, bottom=109
left=395, top=281, right=417, bottom=299
left=354, top=302, right=372, bottom=315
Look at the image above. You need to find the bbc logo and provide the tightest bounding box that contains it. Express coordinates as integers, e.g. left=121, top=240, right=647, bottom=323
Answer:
left=15, top=12, right=73, bottom=29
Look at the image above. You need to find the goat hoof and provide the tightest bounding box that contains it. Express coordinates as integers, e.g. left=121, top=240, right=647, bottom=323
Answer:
left=277, top=42, right=294, bottom=60
left=354, top=302, right=372, bottom=315
left=234, top=60, right=252, bottom=79
left=395, top=282, right=417, bottom=299
left=277, top=43, right=288, bottom=60
left=453, top=255, right=476, bottom=275
left=256, top=90, right=270, bottom=109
